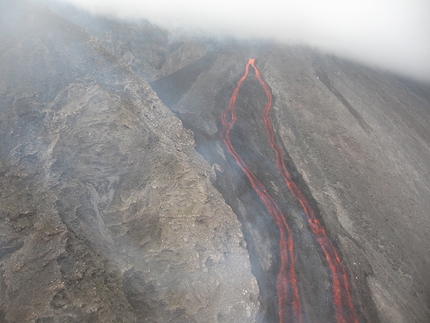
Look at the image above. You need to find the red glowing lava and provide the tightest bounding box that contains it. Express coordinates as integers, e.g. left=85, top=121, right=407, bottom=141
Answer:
left=221, top=58, right=360, bottom=323
left=221, top=59, right=301, bottom=323
left=253, top=60, right=359, bottom=323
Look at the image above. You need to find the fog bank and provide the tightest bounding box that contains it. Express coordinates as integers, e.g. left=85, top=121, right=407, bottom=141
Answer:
left=59, top=0, right=430, bottom=82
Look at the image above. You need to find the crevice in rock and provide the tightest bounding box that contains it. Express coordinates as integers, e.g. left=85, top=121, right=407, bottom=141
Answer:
left=151, top=59, right=366, bottom=322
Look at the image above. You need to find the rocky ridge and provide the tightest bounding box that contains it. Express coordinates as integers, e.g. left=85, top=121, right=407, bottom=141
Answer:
left=0, top=1, right=258, bottom=322
left=1, top=1, right=430, bottom=322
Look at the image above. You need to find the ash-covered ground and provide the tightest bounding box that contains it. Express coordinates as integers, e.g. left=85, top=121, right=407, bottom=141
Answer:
left=1, top=1, right=430, bottom=322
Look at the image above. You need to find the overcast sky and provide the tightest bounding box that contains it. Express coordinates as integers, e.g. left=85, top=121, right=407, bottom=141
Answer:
left=59, top=0, right=430, bottom=82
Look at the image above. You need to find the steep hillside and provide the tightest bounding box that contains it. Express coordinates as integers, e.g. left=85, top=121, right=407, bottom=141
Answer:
left=149, top=36, right=430, bottom=323
left=0, top=2, right=258, bottom=322
left=1, top=1, right=430, bottom=323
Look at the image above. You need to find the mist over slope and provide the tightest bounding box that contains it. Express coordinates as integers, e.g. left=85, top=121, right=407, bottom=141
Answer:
left=1, top=0, right=430, bottom=323
left=0, top=1, right=258, bottom=322
left=56, top=0, right=430, bottom=82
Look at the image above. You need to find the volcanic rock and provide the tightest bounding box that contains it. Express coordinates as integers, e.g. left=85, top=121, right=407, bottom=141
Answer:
left=1, top=1, right=430, bottom=323
left=0, top=1, right=258, bottom=322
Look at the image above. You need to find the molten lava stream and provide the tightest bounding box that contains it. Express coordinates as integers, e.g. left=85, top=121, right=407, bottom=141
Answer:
left=221, top=59, right=301, bottom=323
left=250, top=59, right=359, bottom=323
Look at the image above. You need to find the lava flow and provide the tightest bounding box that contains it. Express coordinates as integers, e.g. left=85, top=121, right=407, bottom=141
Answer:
left=221, top=59, right=302, bottom=323
left=252, top=60, right=359, bottom=323
left=221, top=59, right=360, bottom=323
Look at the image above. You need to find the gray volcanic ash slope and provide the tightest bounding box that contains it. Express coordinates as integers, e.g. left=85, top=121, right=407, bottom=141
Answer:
left=1, top=1, right=430, bottom=323
left=150, top=43, right=430, bottom=322
left=0, top=1, right=258, bottom=322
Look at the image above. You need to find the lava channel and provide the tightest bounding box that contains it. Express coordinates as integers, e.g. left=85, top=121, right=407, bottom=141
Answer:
left=221, top=59, right=301, bottom=323
left=221, top=58, right=360, bottom=323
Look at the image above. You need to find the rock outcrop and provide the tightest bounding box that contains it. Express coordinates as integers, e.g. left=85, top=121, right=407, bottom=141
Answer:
left=0, top=2, right=258, bottom=322
left=1, top=1, right=430, bottom=322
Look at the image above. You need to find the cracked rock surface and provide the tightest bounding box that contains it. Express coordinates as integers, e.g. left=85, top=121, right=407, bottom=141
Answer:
left=0, top=1, right=258, bottom=322
left=1, top=1, right=430, bottom=323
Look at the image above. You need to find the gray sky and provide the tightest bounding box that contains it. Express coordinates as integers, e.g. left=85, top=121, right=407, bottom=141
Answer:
left=60, top=0, right=430, bottom=82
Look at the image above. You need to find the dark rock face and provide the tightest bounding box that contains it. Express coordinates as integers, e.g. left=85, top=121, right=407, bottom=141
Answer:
left=148, top=41, right=430, bottom=323
left=0, top=1, right=258, bottom=322
left=1, top=1, right=430, bottom=323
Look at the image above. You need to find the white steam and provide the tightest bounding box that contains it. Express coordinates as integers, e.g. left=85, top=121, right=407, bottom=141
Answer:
left=59, top=0, right=430, bottom=81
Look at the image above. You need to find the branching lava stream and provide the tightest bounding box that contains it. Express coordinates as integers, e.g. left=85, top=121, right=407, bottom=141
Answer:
left=221, top=59, right=359, bottom=323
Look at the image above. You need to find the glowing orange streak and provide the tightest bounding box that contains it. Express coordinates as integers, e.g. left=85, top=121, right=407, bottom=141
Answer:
left=221, top=59, right=302, bottom=323
left=252, top=60, right=359, bottom=323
